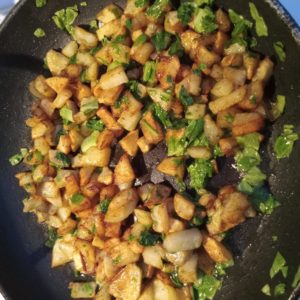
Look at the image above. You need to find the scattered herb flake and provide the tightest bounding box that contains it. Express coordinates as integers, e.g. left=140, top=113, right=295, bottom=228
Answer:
left=170, top=269, right=184, bottom=288
left=177, top=2, right=196, bottom=25
left=151, top=31, right=171, bottom=51
left=89, top=20, right=98, bottom=30
left=271, top=95, right=286, bottom=120
left=98, top=198, right=111, bottom=213
left=194, top=7, right=218, bottom=34
left=261, top=284, right=271, bottom=296
left=292, top=265, right=300, bottom=288
left=193, top=275, right=222, bottom=300
left=146, top=0, right=169, bottom=19
left=188, top=159, right=213, bottom=191
left=168, top=35, right=184, bottom=57
left=55, top=152, right=71, bottom=168
left=273, top=41, right=286, bottom=62
left=34, top=28, right=46, bottom=38
left=272, top=235, right=278, bottom=242
left=45, top=227, right=58, bottom=248
left=249, top=2, right=268, bottom=37
left=135, top=0, right=148, bottom=8
left=52, top=5, right=79, bottom=35
left=71, top=193, right=85, bottom=204
left=80, top=1, right=87, bottom=6
left=86, top=118, right=105, bottom=131
left=133, top=33, right=148, bottom=47
left=139, top=230, right=161, bottom=246
left=270, top=252, right=287, bottom=279
left=274, top=283, right=286, bottom=297
left=35, top=0, right=47, bottom=8
left=179, top=86, right=194, bottom=106
left=193, top=63, right=207, bottom=75
left=125, top=19, right=132, bottom=30
left=9, top=148, right=28, bottom=166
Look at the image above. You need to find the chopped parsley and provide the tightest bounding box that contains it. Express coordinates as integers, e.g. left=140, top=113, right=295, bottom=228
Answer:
left=98, top=199, right=111, bottom=213
left=188, top=159, right=213, bottom=191
left=135, top=0, right=148, bottom=8
left=69, top=54, right=77, bottom=64
left=60, top=106, right=74, bottom=123
left=272, top=235, right=278, bottom=242
left=270, top=252, right=287, bottom=279
left=194, top=7, right=218, bottom=34
left=35, top=0, right=47, bottom=8
left=45, top=227, right=58, bottom=248
left=168, top=35, right=184, bottom=57
left=177, top=2, right=196, bottom=25
left=55, top=152, right=71, bottom=168
left=151, top=31, right=172, bottom=51
left=153, top=104, right=173, bottom=129
left=273, top=41, right=286, bottom=62
left=213, top=260, right=234, bottom=277
left=261, top=284, right=271, bottom=296
left=193, top=63, right=207, bottom=75
left=112, top=255, right=122, bottom=265
left=271, top=95, right=286, bottom=120
left=179, top=86, right=194, bottom=106
left=71, top=193, right=85, bottom=204
left=34, top=28, right=46, bottom=38
left=139, top=230, right=161, bottom=246
left=274, top=124, right=299, bottom=159
left=89, top=20, right=98, bottom=30
left=274, top=283, right=286, bottom=297
left=170, top=269, right=184, bottom=288
left=133, top=33, right=148, bottom=47
left=52, top=5, right=79, bottom=35
left=9, top=148, right=28, bottom=166
left=125, top=19, right=132, bottom=30
left=292, top=265, right=300, bottom=288
left=80, top=1, right=87, bottom=6
left=193, top=274, right=222, bottom=300
left=146, top=0, right=169, bottom=19
left=249, top=2, right=268, bottom=37
left=86, top=118, right=105, bottom=131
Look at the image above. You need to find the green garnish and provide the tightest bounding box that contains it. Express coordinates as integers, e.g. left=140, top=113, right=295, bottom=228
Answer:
left=179, top=86, right=194, bottom=106
left=112, top=255, right=122, bottom=265
left=194, top=7, right=218, bottom=34
left=168, top=35, right=184, bottom=57
left=146, top=0, right=169, bottom=19
left=271, top=95, right=286, bottom=120
left=193, top=63, right=207, bottom=75
left=274, top=283, right=286, bottom=297
left=133, top=33, right=148, bottom=47
left=249, top=2, right=268, bottom=37
left=9, top=148, right=28, bottom=166
left=45, top=227, right=58, bottom=248
left=139, top=230, right=161, bottom=246
left=272, top=235, right=278, bottom=242
left=35, top=0, right=47, bottom=8
left=213, top=260, right=234, bottom=277
left=60, top=106, right=74, bottom=123
left=80, top=98, right=99, bottom=115
left=34, top=28, right=46, bottom=38
left=270, top=252, right=287, bottom=279
left=274, top=124, right=299, bottom=159
left=81, top=131, right=99, bottom=153
left=71, top=193, right=85, bottom=204
left=143, top=61, right=156, bottom=84
left=98, top=198, right=111, bottom=213
left=86, top=118, right=105, bottom=131
left=170, top=269, right=184, bottom=288
left=151, top=31, right=171, bottom=51
left=52, top=5, right=79, bottom=35
left=125, top=19, right=133, bottom=30
left=273, top=41, right=286, bottom=62
left=80, top=1, right=87, bottom=6
left=225, top=114, right=234, bottom=123
left=249, top=94, right=257, bottom=104
left=153, top=104, right=173, bottom=129
left=89, top=20, right=98, bottom=30
left=80, top=70, right=89, bottom=84
left=188, top=159, right=213, bottom=191
left=177, top=2, right=196, bottom=25
left=135, top=0, right=148, bottom=8
left=261, top=284, right=271, bottom=296
left=193, top=274, right=222, bottom=300
left=292, top=265, right=300, bottom=288
left=55, top=152, right=71, bottom=168
left=69, top=54, right=77, bottom=64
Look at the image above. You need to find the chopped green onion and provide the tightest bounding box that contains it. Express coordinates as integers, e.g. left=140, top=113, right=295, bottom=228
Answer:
left=71, top=193, right=85, bottom=204
left=35, top=0, right=47, bottom=8
left=34, top=28, right=46, bottom=38
left=273, top=41, right=286, bottom=62
left=249, top=2, right=268, bottom=37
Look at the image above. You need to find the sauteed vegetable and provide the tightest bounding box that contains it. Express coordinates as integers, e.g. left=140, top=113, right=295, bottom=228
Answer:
left=9, top=0, right=298, bottom=299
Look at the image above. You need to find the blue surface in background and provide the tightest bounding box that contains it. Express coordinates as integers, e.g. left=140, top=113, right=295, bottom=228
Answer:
left=279, top=0, right=300, bottom=25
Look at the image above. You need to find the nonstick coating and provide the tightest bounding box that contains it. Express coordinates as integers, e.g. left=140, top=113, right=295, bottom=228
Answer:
left=0, top=0, right=299, bottom=299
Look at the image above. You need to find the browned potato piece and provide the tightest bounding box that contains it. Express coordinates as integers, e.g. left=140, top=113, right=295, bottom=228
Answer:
left=198, top=249, right=215, bottom=275
left=97, top=107, right=123, bottom=134
left=238, top=81, right=264, bottom=110
left=93, top=85, right=124, bottom=106
left=98, top=66, right=129, bottom=90
left=97, top=4, right=122, bottom=23
left=72, top=147, right=111, bottom=168
left=119, top=130, right=139, bottom=157
left=109, top=264, right=142, bottom=300
left=216, top=107, right=241, bottom=129
left=74, top=239, right=95, bottom=274
left=131, top=43, right=155, bottom=65
left=174, top=193, right=195, bottom=221
left=156, top=55, right=181, bottom=89
left=46, top=49, right=69, bottom=76
left=72, top=81, right=92, bottom=102
left=216, top=9, right=231, bottom=32
left=114, top=154, right=135, bottom=185
left=151, top=203, right=170, bottom=233
left=221, top=54, right=243, bottom=68
left=45, top=76, right=69, bottom=94
left=175, top=72, right=201, bottom=97
left=164, top=11, right=185, bottom=35
left=97, top=129, right=115, bottom=150
left=219, top=137, right=238, bottom=156
left=137, top=136, right=152, bottom=153
left=232, top=112, right=264, bottom=136
left=209, top=86, right=247, bottom=114
left=204, top=115, right=223, bottom=146
left=140, top=111, right=164, bottom=145
left=223, top=67, right=246, bottom=86
left=105, top=188, right=139, bottom=223
left=192, top=45, right=220, bottom=68
left=243, top=53, right=259, bottom=80
left=157, top=157, right=185, bottom=179
left=34, top=75, right=56, bottom=99
left=213, top=31, right=228, bottom=55
left=253, top=57, right=274, bottom=84
left=180, top=30, right=201, bottom=53
left=202, top=234, right=233, bottom=263
left=211, top=78, right=234, bottom=98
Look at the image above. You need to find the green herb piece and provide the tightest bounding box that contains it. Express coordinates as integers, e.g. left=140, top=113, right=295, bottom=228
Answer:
left=235, top=147, right=261, bottom=172
left=194, top=7, right=218, bottom=34
left=238, top=166, right=266, bottom=193
left=133, top=33, right=148, bottom=47
left=89, top=46, right=101, bottom=56
left=89, top=20, right=98, bottom=30
left=167, top=136, right=186, bottom=156
left=237, top=132, right=261, bottom=150
left=193, top=275, right=222, bottom=300
left=272, top=235, right=278, bottom=242
left=139, top=230, right=161, bottom=246
left=69, top=54, right=77, bottom=64
left=292, top=265, right=300, bottom=288
left=261, top=284, right=271, bottom=296
left=45, top=227, right=58, bottom=248
left=213, top=260, right=234, bottom=277
left=179, top=86, right=194, bottom=106
left=9, top=148, right=28, bottom=166
left=146, top=0, right=169, bottom=19
left=86, top=118, right=105, bottom=131
left=55, top=152, right=71, bottom=168
left=34, top=28, right=46, bottom=38
left=125, top=19, right=132, bottom=30
left=112, top=255, right=122, bottom=265
left=193, top=63, right=207, bottom=75
left=71, top=193, right=85, bottom=204
left=152, top=31, right=172, bottom=51
left=195, top=0, right=214, bottom=6
left=52, top=5, right=79, bottom=35
left=80, top=1, right=87, bottom=6
left=188, top=159, right=213, bottom=191
left=80, top=70, right=89, bottom=83
left=274, top=283, right=286, bottom=297
left=249, top=2, right=268, bottom=37
left=81, top=98, right=98, bottom=115
left=143, top=61, right=157, bottom=84
left=273, top=41, right=286, bottom=62
left=128, top=234, right=136, bottom=242
left=274, top=124, right=299, bottom=159
left=270, top=252, right=287, bottom=279
left=225, top=114, right=234, bottom=123
left=135, top=0, right=148, bottom=8
left=153, top=104, right=173, bottom=129
left=98, top=198, right=111, bottom=213
left=177, top=2, right=196, bottom=25
left=213, top=145, right=223, bottom=158
left=168, top=35, right=184, bottom=57
left=35, top=0, right=46, bottom=8
left=170, top=269, right=184, bottom=288
left=140, top=119, right=159, bottom=137
left=127, top=80, right=142, bottom=99
left=81, top=131, right=99, bottom=153
left=249, top=94, right=257, bottom=104
left=60, top=106, right=73, bottom=124
left=271, top=95, right=286, bottom=120
left=185, top=119, right=204, bottom=144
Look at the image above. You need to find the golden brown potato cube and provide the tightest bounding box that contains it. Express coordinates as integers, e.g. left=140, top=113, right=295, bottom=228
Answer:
left=34, top=75, right=56, bottom=99
left=72, top=147, right=111, bottom=168
left=97, top=107, right=123, bottom=134
left=140, top=111, right=164, bottom=145
left=243, top=53, right=259, bottom=80
left=198, top=248, right=215, bottom=275
left=180, top=30, right=201, bottom=53
left=57, top=218, right=77, bottom=236
left=214, top=31, right=228, bottom=55
left=221, top=54, right=243, bottom=68
left=46, top=49, right=69, bottom=76
left=57, top=135, right=71, bottom=155
left=204, top=115, right=223, bottom=146
left=131, top=42, right=155, bottom=65
left=96, top=19, right=121, bottom=41
left=164, top=11, right=185, bottom=35
left=151, top=203, right=170, bottom=233
left=156, top=55, right=181, bottom=89
left=211, top=78, right=234, bottom=98
left=119, top=130, right=139, bottom=157
left=216, top=9, right=231, bottom=32
left=175, top=72, right=202, bottom=98
left=156, top=157, right=185, bottom=180
left=69, top=128, right=84, bottom=152
left=223, top=67, right=246, bottom=87
left=97, top=4, right=122, bottom=23
left=114, top=154, right=135, bottom=185
left=74, top=239, right=96, bottom=274
left=178, top=254, right=198, bottom=283
left=105, top=221, right=122, bottom=238
left=52, top=89, right=72, bottom=109
left=95, top=45, right=112, bottom=65
left=253, top=57, right=274, bottom=85
left=219, top=137, right=238, bottom=156
left=72, top=81, right=92, bottom=102
left=202, top=234, right=233, bottom=263
left=45, top=76, right=69, bottom=94
left=174, top=193, right=195, bottom=221
left=192, top=45, right=220, bottom=68
left=66, top=64, right=82, bottom=79
left=99, top=66, right=129, bottom=90
left=74, top=26, right=98, bottom=49
left=216, top=107, right=241, bottom=129
left=137, top=136, right=152, bottom=153
left=232, top=112, right=264, bottom=136
left=79, top=167, right=95, bottom=186
left=238, top=81, right=264, bottom=110
left=93, top=84, right=124, bottom=106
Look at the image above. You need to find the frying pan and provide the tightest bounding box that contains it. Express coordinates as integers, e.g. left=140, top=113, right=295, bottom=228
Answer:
left=0, top=0, right=299, bottom=299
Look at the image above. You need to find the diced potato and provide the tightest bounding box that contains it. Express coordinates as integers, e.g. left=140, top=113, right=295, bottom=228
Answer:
left=44, top=76, right=69, bottom=95
left=137, top=136, right=151, bottom=153
left=192, top=45, right=220, bottom=68
left=185, top=103, right=206, bottom=120
left=98, top=66, right=128, bottom=90
left=62, top=41, right=78, bottom=58
left=124, top=0, right=147, bottom=16
left=253, top=57, right=274, bottom=84
left=221, top=54, right=243, bottom=68
left=187, top=146, right=212, bottom=160
left=46, top=49, right=69, bottom=76
left=209, top=86, right=247, bottom=114
left=164, top=11, right=184, bottom=35
left=238, top=81, right=264, bottom=110
left=174, top=193, right=195, bottom=221
left=95, top=45, right=112, bottom=65
left=109, top=264, right=142, bottom=300
left=69, top=282, right=97, bottom=299
left=97, top=4, right=122, bottom=23
left=202, top=234, right=233, bottom=263
left=180, top=30, right=201, bottom=53
left=114, top=154, right=135, bottom=185
left=76, top=52, right=95, bottom=67
left=72, top=147, right=111, bottom=167
left=147, top=87, right=173, bottom=111
left=211, top=78, right=234, bottom=98
left=98, top=167, right=113, bottom=185
left=138, top=283, right=154, bottom=300
left=34, top=75, right=56, bottom=98
left=204, top=115, right=223, bottom=145
left=134, top=209, right=153, bottom=227
left=232, top=112, right=264, bottom=136
left=119, top=130, right=139, bottom=157
left=52, top=89, right=72, bottom=109
left=165, top=251, right=191, bottom=267
left=74, top=239, right=96, bottom=274
left=131, top=42, right=155, bottom=65
left=243, top=53, right=259, bottom=80
left=57, top=135, right=71, bottom=154
left=219, top=137, right=238, bottom=156
left=143, top=245, right=165, bottom=269
left=156, top=157, right=185, bottom=180
left=95, top=283, right=111, bottom=300
left=223, top=67, right=246, bottom=87
left=52, top=238, right=75, bottom=267
left=97, top=106, right=123, bottom=133
left=178, top=254, right=198, bottom=283
left=198, top=249, right=215, bottom=275
left=153, top=279, right=179, bottom=300
left=73, top=26, right=98, bottom=49
left=224, top=42, right=246, bottom=55
left=168, top=218, right=185, bottom=233
left=214, top=31, right=228, bottom=55
left=216, top=107, right=240, bottom=129
left=140, top=111, right=164, bottom=145
left=73, top=81, right=92, bottom=101
left=163, top=229, right=202, bottom=253
left=216, top=9, right=231, bottom=32
left=175, top=72, right=201, bottom=98
left=96, top=19, right=121, bottom=41
left=151, top=203, right=170, bottom=233
left=93, top=85, right=124, bottom=106
left=105, top=188, right=139, bottom=223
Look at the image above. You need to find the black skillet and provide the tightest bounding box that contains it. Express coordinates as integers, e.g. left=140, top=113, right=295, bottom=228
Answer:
left=0, top=0, right=299, bottom=299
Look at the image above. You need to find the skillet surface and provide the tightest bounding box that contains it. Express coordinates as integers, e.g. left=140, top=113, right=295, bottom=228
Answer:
left=0, top=0, right=299, bottom=299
